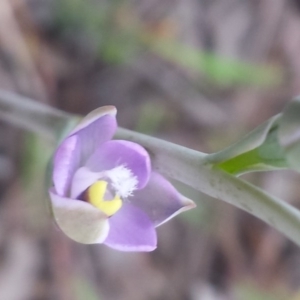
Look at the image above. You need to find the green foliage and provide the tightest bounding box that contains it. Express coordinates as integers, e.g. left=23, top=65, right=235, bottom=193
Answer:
left=206, top=115, right=288, bottom=174
left=135, top=101, right=168, bottom=134
left=21, top=133, right=55, bottom=230
left=73, top=275, right=102, bottom=300
left=216, top=124, right=288, bottom=175
left=151, top=39, right=281, bottom=87
left=278, top=97, right=300, bottom=172
left=55, top=0, right=140, bottom=63
left=54, top=0, right=280, bottom=87
left=21, top=133, right=54, bottom=187
left=234, top=282, right=289, bottom=300
left=208, top=98, right=300, bottom=176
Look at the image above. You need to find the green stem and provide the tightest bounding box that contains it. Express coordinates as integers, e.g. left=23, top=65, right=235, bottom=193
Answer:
left=0, top=89, right=78, bottom=142
left=0, top=89, right=299, bottom=246
left=116, top=128, right=300, bottom=246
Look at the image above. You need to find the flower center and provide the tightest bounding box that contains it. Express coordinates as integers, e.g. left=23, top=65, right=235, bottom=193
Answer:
left=87, top=180, right=122, bottom=216
left=86, top=165, right=138, bottom=216
left=104, top=165, right=138, bottom=198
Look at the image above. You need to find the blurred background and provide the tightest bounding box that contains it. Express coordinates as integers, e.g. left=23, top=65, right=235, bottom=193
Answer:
left=1, top=0, right=300, bottom=299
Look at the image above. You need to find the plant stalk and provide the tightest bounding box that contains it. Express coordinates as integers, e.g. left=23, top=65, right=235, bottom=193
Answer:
left=0, top=89, right=76, bottom=141
left=116, top=128, right=300, bottom=246
left=0, top=89, right=300, bottom=246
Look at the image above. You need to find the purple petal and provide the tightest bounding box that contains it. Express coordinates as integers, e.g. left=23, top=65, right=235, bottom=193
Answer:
left=49, top=188, right=109, bottom=244
left=74, top=113, right=117, bottom=167
left=68, top=106, right=117, bottom=138
left=104, top=203, right=157, bottom=251
left=130, top=172, right=196, bottom=227
left=53, top=135, right=79, bottom=196
left=85, top=140, right=151, bottom=189
left=53, top=106, right=117, bottom=196
left=70, top=167, right=103, bottom=199
left=67, top=106, right=117, bottom=161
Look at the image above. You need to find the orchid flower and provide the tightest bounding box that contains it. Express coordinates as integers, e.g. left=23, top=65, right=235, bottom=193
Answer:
left=49, top=106, right=195, bottom=251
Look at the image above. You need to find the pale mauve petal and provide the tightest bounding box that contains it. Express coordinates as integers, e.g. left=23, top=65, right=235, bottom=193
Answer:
left=53, top=135, right=79, bottom=196
left=104, top=203, right=157, bottom=251
left=67, top=106, right=117, bottom=166
left=70, top=167, right=103, bottom=199
left=68, top=106, right=116, bottom=137
left=130, top=172, right=196, bottom=227
left=75, top=114, right=117, bottom=167
left=53, top=106, right=117, bottom=196
left=85, top=140, right=151, bottom=189
left=49, top=188, right=109, bottom=244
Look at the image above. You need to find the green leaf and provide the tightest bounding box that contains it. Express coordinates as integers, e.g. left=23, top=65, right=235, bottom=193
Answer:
left=206, top=114, right=279, bottom=164
left=204, top=113, right=290, bottom=175
left=278, top=97, right=300, bottom=172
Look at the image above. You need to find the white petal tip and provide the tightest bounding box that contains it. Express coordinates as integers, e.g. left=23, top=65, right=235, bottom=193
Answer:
left=182, top=198, right=197, bottom=210
left=69, top=105, right=117, bottom=136
left=88, top=106, right=117, bottom=118
left=105, top=244, right=157, bottom=252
